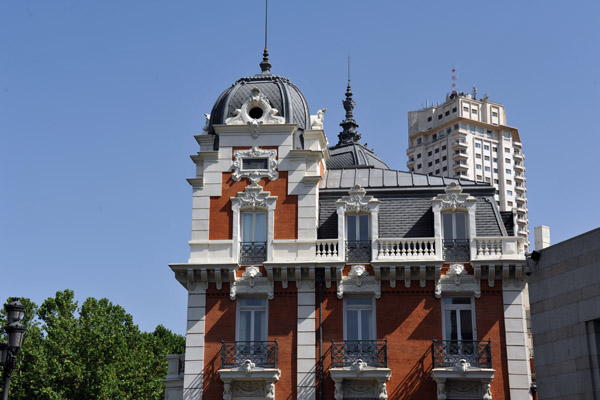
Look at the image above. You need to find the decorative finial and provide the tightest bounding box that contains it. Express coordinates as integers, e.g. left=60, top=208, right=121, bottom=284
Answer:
left=337, top=56, right=361, bottom=145
left=259, top=0, right=271, bottom=74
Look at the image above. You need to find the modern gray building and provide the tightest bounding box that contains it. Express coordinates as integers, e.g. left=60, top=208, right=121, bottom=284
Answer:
left=529, top=227, right=600, bottom=399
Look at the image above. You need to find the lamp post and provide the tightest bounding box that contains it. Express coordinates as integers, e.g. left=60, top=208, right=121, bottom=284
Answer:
left=1, top=298, right=26, bottom=400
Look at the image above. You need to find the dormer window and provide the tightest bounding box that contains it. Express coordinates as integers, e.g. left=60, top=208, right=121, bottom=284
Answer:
left=346, top=214, right=370, bottom=263
left=442, top=212, right=469, bottom=262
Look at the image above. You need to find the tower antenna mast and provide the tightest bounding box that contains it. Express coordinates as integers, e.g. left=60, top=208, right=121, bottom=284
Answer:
left=259, top=0, right=271, bottom=73
left=451, top=67, right=457, bottom=94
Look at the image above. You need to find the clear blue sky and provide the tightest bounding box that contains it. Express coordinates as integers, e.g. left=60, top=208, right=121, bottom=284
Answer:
left=2, top=1, right=599, bottom=334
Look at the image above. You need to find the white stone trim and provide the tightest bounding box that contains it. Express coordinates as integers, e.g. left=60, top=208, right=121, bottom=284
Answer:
left=232, top=146, right=278, bottom=184
left=337, top=265, right=381, bottom=299
left=431, top=183, right=477, bottom=259
left=183, top=289, right=206, bottom=400
left=329, top=365, right=391, bottom=400
left=230, top=266, right=274, bottom=300
left=431, top=367, right=495, bottom=400
left=297, top=281, right=316, bottom=399
left=336, top=185, right=380, bottom=261
left=435, top=263, right=481, bottom=298
left=218, top=366, right=281, bottom=400
left=231, top=182, right=278, bottom=264
left=502, top=287, right=533, bottom=399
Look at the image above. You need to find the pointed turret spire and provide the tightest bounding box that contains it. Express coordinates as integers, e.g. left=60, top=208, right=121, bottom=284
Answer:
left=337, top=70, right=361, bottom=145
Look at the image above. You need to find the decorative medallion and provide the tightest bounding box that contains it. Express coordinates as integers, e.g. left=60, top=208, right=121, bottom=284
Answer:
left=337, top=185, right=379, bottom=213
left=225, top=87, right=285, bottom=137
left=232, top=146, right=278, bottom=184
left=432, top=182, right=476, bottom=211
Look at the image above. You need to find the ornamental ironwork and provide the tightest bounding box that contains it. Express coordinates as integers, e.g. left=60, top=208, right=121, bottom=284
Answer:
left=240, top=242, right=267, bottom=265
left=221, top=341, right=278, bottom=369
left=345, top=240, right=372, bottom=263
left=442, top=239, right=470, bottom=262
left=331, top=340, right=388, bottom=368
left=431, top=339, right=492, bottom=368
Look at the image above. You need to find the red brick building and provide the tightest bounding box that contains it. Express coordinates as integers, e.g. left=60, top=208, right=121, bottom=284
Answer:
left=165, top=56, right=533, bottom=400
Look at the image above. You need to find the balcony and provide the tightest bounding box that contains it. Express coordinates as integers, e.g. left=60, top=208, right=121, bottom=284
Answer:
left=240, top=242, right=267, bottom=265
left=432, top=339, right=492, bottom=369
left=453, top=150, right=468, bottom=161
left=452, top=139, right=468, bottom=150
left=377, top=238, right=436, bottom=260
left=331, top=340, right=388, bottom=368
left=515, top=173, right=525, bottom=182
left=474, top=237, right=525, bottom=259
left=442, top=239, right=470, bottom=262
left=346, top=240, right=372, bottom=263
left=514, top=162, right=525, bottom=172
left=219, top=341, right=281, bottom=399
left=221, top=341, right=278, bottom=369
left=329, top=340, right=392, bottom=399
left=513, top=151, right=524, bottom=161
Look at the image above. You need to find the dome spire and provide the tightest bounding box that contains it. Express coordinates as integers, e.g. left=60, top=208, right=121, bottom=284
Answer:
left=259, top=0, right=271, bottom=74
left=337, top=55, right=361, bottom=145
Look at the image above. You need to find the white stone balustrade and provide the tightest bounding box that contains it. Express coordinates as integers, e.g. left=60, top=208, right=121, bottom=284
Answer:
left=315, top=239, right=339, bottom=259
left=473, top=237, right=525, bottom=260
left=376, top=238, right=437, bottom=259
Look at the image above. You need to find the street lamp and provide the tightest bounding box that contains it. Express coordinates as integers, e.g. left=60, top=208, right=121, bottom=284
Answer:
left=1, top=298, right=26, bottom=400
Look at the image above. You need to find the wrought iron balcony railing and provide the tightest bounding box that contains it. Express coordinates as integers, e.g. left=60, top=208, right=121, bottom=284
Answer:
left=442, top=239, right=470, bottom=262
left=431, top=339, right=492, bottom=368
left=221, top=341, right=278, bottom=369
left=345, top=240, right=372, bottom=263
left=331, top=340, right=388, bottom=368
left=240, top=241, right=267, bottom=265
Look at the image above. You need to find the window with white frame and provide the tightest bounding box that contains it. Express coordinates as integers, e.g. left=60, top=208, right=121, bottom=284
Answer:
left=242, top=212, right=266, bottom=244
left=240, top=211, right=267, bottom=264
left=237, top=297, right=267, bottom=342
left=442, top=213, right=468, bottom=240
left=442, top=297, right=476, bottom=342
left=347, top=214, right=369, bottom=243
left=345, top=297, right=375, bottom=341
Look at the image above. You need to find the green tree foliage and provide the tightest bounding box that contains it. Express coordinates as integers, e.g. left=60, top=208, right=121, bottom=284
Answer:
left=1, top=290, right=185, bottom=400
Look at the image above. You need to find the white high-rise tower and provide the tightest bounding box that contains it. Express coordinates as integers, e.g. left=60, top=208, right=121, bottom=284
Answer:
left=406, top=88, right=528, bottom=244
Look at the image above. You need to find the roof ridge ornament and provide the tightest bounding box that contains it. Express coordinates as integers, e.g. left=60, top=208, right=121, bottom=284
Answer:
left=337, top=57, right=361, bottom=145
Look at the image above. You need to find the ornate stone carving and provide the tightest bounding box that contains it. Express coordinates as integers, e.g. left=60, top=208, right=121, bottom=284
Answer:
left=435, top=263, right=481, bottom=299
left=455, top=359, right=471, bottom=375
left=225, top=87, right=285, bottom=133
left=337, top=265, right=381, bottom=299
left=432, top=182, right=476, bottom=211
left=334, top=382, right=343, bottom=400
left=337, top=185, right=380, bottom=212
left=448, top=263, right=467, bottom=284
left=201, top=113, right=211, bottom=133
left=310, top=108, right=327, bottom=129
left=241, top=359, right=256, bottom=375
left=231, top=181, right=277, bottom=210
left=232, top=380, right=264, bottom=396
left=344, top=380, right=376, bottom=397
left=350, top=359, right=368, bottom=375
left=232, top=146, right=278, bottom=184
left=230, top=266, right=274, bottom=300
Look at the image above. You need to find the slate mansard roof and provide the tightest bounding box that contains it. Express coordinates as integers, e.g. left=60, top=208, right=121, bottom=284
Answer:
left=317, top=169, right=510, bottom=239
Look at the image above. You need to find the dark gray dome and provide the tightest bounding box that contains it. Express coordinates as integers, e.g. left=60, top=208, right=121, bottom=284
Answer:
left=327, top=142, right=389, bottom=169
left=206, top=73, right=311, bottom=135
